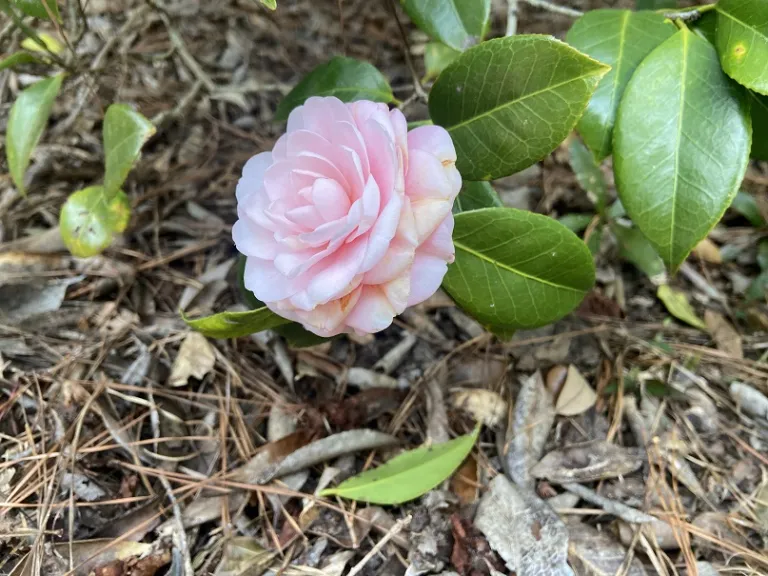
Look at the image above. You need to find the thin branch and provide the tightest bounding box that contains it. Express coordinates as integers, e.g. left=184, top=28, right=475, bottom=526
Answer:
left=506, top=0, right=519, bottom=36
left=385, top=0, right=428, bottom=103
left=523, top=0, right=583, bottom=18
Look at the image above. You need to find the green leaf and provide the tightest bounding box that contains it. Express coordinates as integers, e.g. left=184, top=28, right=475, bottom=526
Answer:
left=6, top=74, right=63, bottom=195
left=401, top=0, right=490, bottom=52
left=586, top=225, right=602, bottom=255
left=236, top=255, right=329, bottom=347
left=715, top=0, right=768, bottom=95
left=613, top=28, right=751, bottom=273
left=321, top=426, right=480, bottom=504
left=657, top=284, right=706, bottom=330
left=275, top=57, right=393, bottom=121
left=568, top=136, right=607, bottom=214
left=184, top=307, right=291, bottom=339
left=423, top=42, right=461, bottom=82
left=691, top=10, right=718, bottom=45
left=0, top=51, right=41, bottom=71
left=102, top=104, right=155, bottom=198
left=731, top=191, right=766, bottom=227
left=636, top=0, right=676, bottom=8
left=429, top=35, right=609, bottom=181
left=260, top=0, right=276, bottom=9
left=442, top=207, right=595, bottom=331
left=611, top=222, right=666, bottom=281
left=21, top=31, right=62, bottom=54
left=750, top=91, right=768, bottom=160
left=566, top=10, right=675, bottom=160
left=12, top=0, right=60, bottom=21
left=452, top=181, right=502, bottom=214
left=758, top=239, right=768, bottom=270
left=558, top=213, right=594, bottom=233
left=60, top=186, right=131, bottom=257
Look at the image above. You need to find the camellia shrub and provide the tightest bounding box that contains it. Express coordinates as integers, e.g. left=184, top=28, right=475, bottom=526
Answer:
left=188, top=0, right=766, bottom=340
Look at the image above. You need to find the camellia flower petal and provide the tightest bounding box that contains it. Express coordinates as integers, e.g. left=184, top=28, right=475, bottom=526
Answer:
left=234, top=96, right=461, bottom=336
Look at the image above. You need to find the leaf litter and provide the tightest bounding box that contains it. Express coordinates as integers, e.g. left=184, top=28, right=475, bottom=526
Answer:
left=0, top=1, right=767, bottom=575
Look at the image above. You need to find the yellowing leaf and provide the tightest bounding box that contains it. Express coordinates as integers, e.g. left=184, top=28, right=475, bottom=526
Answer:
left=692, top=238, right=722, bottom=264
left=60, top=186, right=131, bottom=257
left=321, top=426, right=480, bottom=504
left=555, top=365, right=597, bottom=416
left=657, top=285, right=706, bottom=330
left=21, top=32, right=63, bottom=55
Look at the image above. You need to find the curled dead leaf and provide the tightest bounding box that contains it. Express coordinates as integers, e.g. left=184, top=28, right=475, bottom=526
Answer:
left=168, top=332, right=215, bottom=387
left=531, top=441, right=643, bottom=483
left=554, top=365, right=597, bottom=416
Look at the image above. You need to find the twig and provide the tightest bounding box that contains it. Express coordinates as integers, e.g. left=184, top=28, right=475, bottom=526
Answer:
left=374, top=331, right=417, bottom=374
left=347, top=514, right=412, bottom=576
left=562, top=483, right=657, bottom=523
left=506, top=0, right=519, bottom=36
left=385, top=0, right=428, bottom=103
left=522, top=0, right=582, bottom=18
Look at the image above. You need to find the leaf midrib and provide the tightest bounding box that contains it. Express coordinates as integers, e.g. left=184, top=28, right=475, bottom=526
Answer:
left=669, top=30, right=689, bottom=266
left=445, top=69, right=607, bottom=133
left=453, top=238, right=585, bottom=293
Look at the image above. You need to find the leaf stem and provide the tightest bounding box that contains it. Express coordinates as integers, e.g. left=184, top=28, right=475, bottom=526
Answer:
left=660, top=4, right=716, bottom=22
left=673, top=18, right=689, bottom=31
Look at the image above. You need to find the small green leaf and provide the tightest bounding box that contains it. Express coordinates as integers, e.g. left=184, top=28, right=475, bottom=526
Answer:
left=184, top=307, right=291, bottom=339
left=452, top=181, right=502, bottom=214
left=636, top=0, right=677, bottom=7
left=750, top=91, right=768, bottom=160
left=586, top=225, right=602, bottom=255
left=611, top=222, right=666, bottom=281
left=423, top=42, right=461, bottom=82
left=566, top=10, right=675, bottom=160
left=401, top=0, right=490, bottom=51
left=275, top=57, right=393, bottom=121
left=260, top=0, right=276, bottom=9
left=321, top=426, right=480, bottom=504
left=103, top=104, right=155, bottom=198
left=758, top=239, right=768, bottom=270
left=747, top=271, right=768, bottom=301
left=715, top=0, right=768, bottom=95
left=429, top=35, right=609, bottom=181
left=0, top=51, right=41, bottom=71
left=614, top=28, right=751, bottom=272
left=568, top=136, right=607, bottom=214
left=731, top=191, right=766, bottom=227
left=442, top=208, right=595, bottom=331
left=60, top=186, right=131, bottom=257
left=20, top=31, right=62, bottom=54
left=12, top=0, right=60, bottom=21
left=657, top=284, right=706, bottom=330
left=6, top=74, right=63, bottom=195
left=558, top=213, right=594, bottom=234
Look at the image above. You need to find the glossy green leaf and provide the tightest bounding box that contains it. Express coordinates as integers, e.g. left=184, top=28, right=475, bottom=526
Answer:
left=401, top=0, right=490, bottom=52
left=430, top=36, right=609, bottom=181
left=566, top=10, right=675, bottom=160
left=558, top=213, right=594, bottom=233
left=751, top=91, right=768, bottom=160
left=12, top=0, right=60, bottom=21
left=442, top=208, right=595, bottom=331
left=657, top=284, right=706, bottom=330
left=614, top=28, right=751, bottom=272
left=275, top=57, right=393, bottom=121
left=60, top=186, right=131, bottom=257
left=716, top=0, right=768, bottom=95
left=236, top=256, right=329, bottom=347
left=321, top=426, right=479, bottom=504
left=423, top=42, right=461, bottom=82
left=691, top=10, right=718, bottom=44
left=452, top=181, right=502, bottom=214
left=184, top=307, right=291, bottom=339
left=611, top=222, right=666, bottom=281
left=0, top=51, right=41, bottom=71
left=103, top=104, right=155, bottom=198
left=731, top=191, right=766, bottom=227
left=568, top=136, right=607, bottom=214
left=6, top=74, right=63, bottom=195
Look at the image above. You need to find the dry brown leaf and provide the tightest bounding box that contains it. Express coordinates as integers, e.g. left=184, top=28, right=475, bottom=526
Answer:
left=475, top=475, right=571, bottom=576
left=568, top=521, right=647, bottom=576
left=531, top=441, right=643, bottom=483
left=168, top=331, right=215, bottom=387
left=11, top=540, right=156, bottom=576
left=617, top=519, right=680, bottom=550
left=450, top=454, right=478, bottom=505
left=504, top=371, right=555, bottom=488
left=704, top=310, right=743, bottom=358
left=554, top=365, right=597, bottom=416
left=692, top=238, right=722, bottom=264
left=451, top=388, right=507, bottom=427
left=214, top=537, right=277, bottom=576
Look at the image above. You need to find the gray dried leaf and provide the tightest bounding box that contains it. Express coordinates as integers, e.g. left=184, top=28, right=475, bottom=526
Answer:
left=0, top=277, right=82, bottom=325
left=451, top=389, right=507, bottom=427
left=61, top=469, right=107, bottom=502
left=617, top=520, right=680, bottom=551
left=504, top=372, right=555, bottom=488
left=215, top=536, right=277, bottom=576
left=555, top=365, right=597, bottom=416
left=730, top=382, right=768, bottom=420
left=168, top=332, right=216, bottom=387
left=475, top=475, right=572, bottom=576
left=531, top=441, right=644, bottom=483
left=568, top=521, right=647, bottom=576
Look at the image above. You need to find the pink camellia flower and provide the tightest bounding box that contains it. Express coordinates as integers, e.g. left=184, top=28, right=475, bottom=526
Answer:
left=233, top=96, right=461, bottom=336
